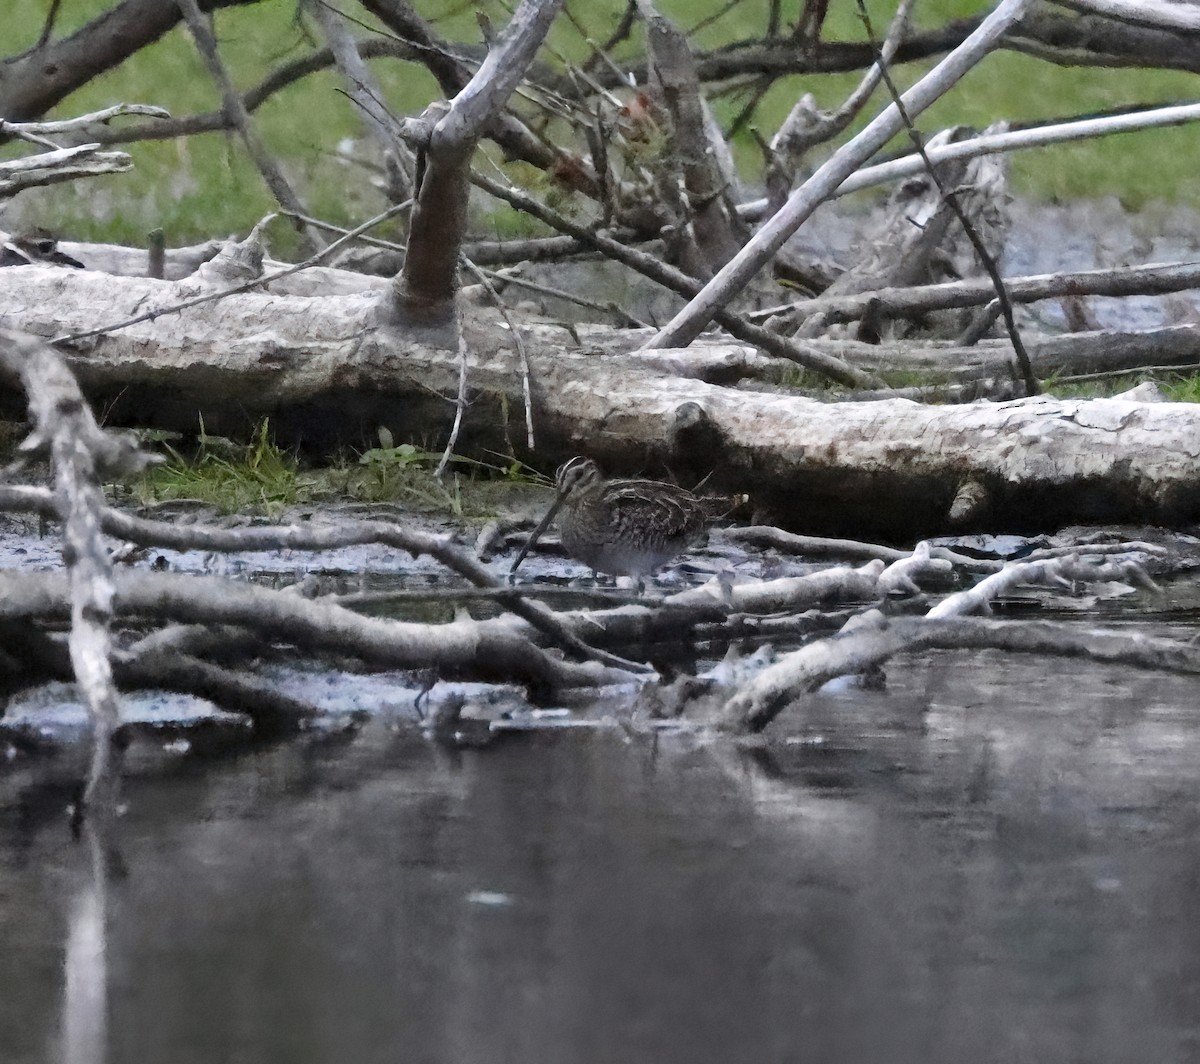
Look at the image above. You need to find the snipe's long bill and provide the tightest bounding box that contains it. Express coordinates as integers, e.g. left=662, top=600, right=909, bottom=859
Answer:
left=509, top=457, right=708, bottom=581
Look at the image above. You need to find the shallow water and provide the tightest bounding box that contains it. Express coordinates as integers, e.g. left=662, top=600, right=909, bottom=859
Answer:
left=4, top=646, right=1200, bottom=1064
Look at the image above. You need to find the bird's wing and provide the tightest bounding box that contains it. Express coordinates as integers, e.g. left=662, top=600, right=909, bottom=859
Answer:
left=605, top=481, right=704, bottom=537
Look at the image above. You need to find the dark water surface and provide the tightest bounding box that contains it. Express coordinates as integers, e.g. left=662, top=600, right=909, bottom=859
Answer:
left=4, top=651, right=1200, bottom=1064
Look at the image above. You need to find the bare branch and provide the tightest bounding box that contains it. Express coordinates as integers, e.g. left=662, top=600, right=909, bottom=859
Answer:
left=644, top=0, right=1031, bottom=350
left=0, top=569, right=634, bottom=692
left=0, top=331, right=151, bottom=819
left=721, top=555, right=1161, bottom=731
left=0, top=144, right=132, bottom=198
left=1050, top=0, right=1200, bottom=31
left=392, top=0, right=566, bottom=324
left=764, top=0, right=915, bottom=211
left=0, top=103, right=170, bottom=138
left=176, top=0, right=324, bottom=256
left=852, top=3, right=1034, bottom=391
left=471, top=168, right=876, bottom=387
left=0, top=0, right=268, bottom=123
left=748, top=260, right=1200, bottom=329
left=306, top=0, right=414, bottom=199
left=460, top=257, right=536, bottom=449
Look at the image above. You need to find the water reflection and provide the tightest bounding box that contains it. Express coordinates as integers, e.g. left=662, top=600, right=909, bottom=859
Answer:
left=60, top=827, right=109, bottom=1064
left=3, top=653, right=1200, bottom=1063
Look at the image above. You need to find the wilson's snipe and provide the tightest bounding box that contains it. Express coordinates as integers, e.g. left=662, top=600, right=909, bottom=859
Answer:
left=510, top=457, right=708, bottom=582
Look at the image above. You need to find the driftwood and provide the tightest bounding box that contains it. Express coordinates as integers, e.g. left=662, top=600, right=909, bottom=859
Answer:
left=0, top=329, right=147, bottom=816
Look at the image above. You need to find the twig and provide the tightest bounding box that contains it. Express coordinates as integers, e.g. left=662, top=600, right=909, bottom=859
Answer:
left=1052, top=362, right=1200, bottom=385
left=725, top=76, right=773, bottom=140
left=0, top=104, right=170, bottom=139
left=176, top=0, right=324, bottom=256
left=764, top=0, right=915, bottom=201
left=277, top=209, right=409, bottom=252
left=460, top=257, right=536, bottom=449
left=472, top=167, right=877, bottom=387
left=580, top=0, right=638, bottom=79
left=306, top=0, right=414, bottom=200
left=435, top=327, right=472, bottom=480
left=10, top=0, right=63, bottom=61
left=685, top=0, right=754, bottom=38
left=0, top=144, right=132, bottom=197
left=853, top=0, right=1037, bottom=395
left=80, top=40, right=425, bottom=146
left=37, top=0, right=63, bottom=49
left=479, top=266, right=650, bottom=328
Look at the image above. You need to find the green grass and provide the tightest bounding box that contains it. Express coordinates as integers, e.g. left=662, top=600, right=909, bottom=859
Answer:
left=127, top=419, right=551, bottom=518
left=6, top=0, right=1200, bottom=248
left=131, top=419, right=311, bottom=515
left=1165, top=374, right=1200, bottom=402
left=1027, top=370, right=1200, bottom=400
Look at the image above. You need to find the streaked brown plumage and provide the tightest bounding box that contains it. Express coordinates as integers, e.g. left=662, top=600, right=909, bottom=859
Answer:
left=510, top=457, right=708, bottom=581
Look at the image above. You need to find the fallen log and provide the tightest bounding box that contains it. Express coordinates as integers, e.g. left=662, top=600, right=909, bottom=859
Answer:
left=5, top=265, right=1200, bottom=539
left=778, top=325, right=1200, bottom=382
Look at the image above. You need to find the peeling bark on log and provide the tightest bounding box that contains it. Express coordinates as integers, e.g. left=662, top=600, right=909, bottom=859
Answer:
left=4, top=266, right=1200, bottom=539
